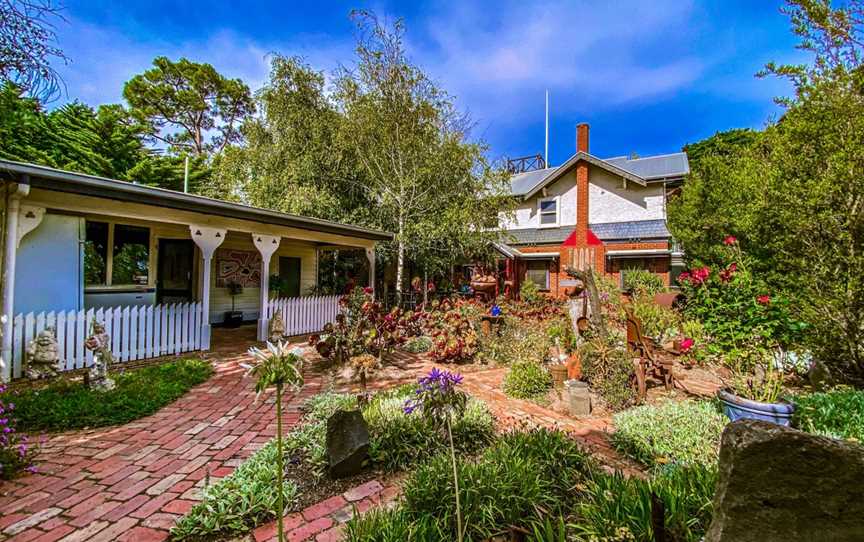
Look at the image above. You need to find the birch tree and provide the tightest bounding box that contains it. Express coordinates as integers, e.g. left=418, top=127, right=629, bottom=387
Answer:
left=334, top=12, right=510, bottom=299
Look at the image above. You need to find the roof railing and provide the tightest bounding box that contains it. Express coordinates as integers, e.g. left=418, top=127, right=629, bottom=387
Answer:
left=506, top=154, right=546, bottom=174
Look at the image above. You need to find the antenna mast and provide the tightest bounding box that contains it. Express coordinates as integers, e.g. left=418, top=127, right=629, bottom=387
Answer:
left=544, top=90, right=549, bottom=168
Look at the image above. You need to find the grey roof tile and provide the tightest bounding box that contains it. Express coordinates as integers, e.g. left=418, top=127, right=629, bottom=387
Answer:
left=590, top=219, right=670, bottom=240
left=501, top=219, right=670, bottom=248
left=502, top=226, right=575, bottom=245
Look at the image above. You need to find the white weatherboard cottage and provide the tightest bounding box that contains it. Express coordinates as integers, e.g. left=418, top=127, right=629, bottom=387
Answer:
left=0, top=160, right=391, bottom=381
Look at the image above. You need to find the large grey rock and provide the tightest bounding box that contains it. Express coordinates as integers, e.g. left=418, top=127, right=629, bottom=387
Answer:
left=326, top=409, right=370, bottom=478
left=707, top=419, right=864, bottom=542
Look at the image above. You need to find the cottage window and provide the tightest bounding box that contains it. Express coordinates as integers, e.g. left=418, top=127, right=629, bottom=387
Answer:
left=113, top=225, right=150, bottom=285
left=525, top=260, right=550, bottom=289
left=84, top=221, right=109, bottom=285
left=538, top=197, right=558, bottom=226
left=84, top=221, right=151, bottom=287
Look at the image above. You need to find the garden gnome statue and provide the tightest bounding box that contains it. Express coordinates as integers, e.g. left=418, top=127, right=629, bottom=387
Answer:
left=24, top=327, right=61, bottom=380
left=84, top=321, right=115, bottom=391
left=269, top=309, right=285, bottom=343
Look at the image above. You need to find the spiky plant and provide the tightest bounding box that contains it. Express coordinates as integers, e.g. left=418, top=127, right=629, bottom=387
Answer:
left=243, top=341, right=305, bottom=542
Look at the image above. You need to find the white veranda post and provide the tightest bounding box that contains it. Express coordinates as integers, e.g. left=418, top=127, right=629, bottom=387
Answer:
left=189, top=226, right=226, bottom=349
left=253, top=234, right=281, bottom=341
left=365, top=247, right=376, bottom=296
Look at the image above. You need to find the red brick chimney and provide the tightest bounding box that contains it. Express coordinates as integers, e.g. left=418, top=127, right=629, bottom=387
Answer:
left=576, top=123, right=590, bottom=244
left=576, top=123, right=589, bottom=153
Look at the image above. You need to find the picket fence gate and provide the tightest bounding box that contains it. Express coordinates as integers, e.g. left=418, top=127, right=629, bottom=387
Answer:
left=266, top=295, right=341, bottom=337
left=10, top=302, right=204, bottom=379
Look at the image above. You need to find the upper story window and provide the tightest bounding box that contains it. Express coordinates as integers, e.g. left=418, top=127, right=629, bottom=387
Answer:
left=538, top=197, right=559, bottom=227
left=84, top=221, right=150, bottom=287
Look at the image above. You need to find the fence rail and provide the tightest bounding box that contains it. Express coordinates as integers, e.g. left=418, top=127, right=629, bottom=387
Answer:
left=266, top=295, right=341, bottom=337
left=10, top=302, right=203, bottom=379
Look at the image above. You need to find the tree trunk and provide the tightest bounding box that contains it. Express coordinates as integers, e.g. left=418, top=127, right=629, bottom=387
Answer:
left=566, top=267, right=607, bottom=339
left=395, top=217, right=405, bottom=305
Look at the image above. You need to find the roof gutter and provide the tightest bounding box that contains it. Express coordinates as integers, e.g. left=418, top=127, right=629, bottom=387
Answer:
left=0, top=160, right=392, bottom=241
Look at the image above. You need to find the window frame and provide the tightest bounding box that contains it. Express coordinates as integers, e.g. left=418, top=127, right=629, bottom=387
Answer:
left=537, top=196, right=560, bottom=228
left=84, top=219, right=153, bottom=290
left=525, top=259, right=551, bottom=290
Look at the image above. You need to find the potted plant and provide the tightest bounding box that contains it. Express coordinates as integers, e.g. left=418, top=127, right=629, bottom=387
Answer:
left=224, top=281, right=244, bottom=327
left=717, top=349, right=794, bottom=426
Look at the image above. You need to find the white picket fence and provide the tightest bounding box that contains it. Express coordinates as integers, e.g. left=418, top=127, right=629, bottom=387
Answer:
left=10, top=302, right=204, bottom=379
left=266, top=295, right=341, bottom=337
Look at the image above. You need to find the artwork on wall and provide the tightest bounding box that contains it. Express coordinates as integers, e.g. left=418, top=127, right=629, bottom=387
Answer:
left=216, top=249, right=262, bottom=288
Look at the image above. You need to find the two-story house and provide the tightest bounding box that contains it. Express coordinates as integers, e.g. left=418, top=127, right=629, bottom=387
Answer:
left=496, top=123, right=687, bottom=297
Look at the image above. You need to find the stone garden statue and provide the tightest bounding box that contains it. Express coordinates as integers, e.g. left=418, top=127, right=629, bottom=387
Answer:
left=269, top=309, right=285, bottom=343
left=84, top=321, right=115, bottom=391
left=24, top=327, right=61, bottom=380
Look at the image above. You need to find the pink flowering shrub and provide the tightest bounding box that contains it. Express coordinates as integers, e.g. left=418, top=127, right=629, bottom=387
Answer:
left=678, top=237, right=806, bottom=369
left=0, top=384, right=39, bottom=479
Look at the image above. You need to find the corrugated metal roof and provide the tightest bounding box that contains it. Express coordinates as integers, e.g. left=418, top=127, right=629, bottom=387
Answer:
left=509, top=167, right=559, bottom=196
left=0, top=159, right=393, bottom=241
left=590, top=219, right=670, bottom=240
left=603, top=153, right=689, bottom=180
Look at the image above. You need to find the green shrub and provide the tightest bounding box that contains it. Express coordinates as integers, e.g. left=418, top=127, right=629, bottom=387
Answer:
left=622, top=269, right=666, bottom=298
left=364, top=388, right=494, bottom=471
left=630, top=300, right=682, bottom=344
left=172, top=438, right=299, bottom=539
left=520, top=278, right=542, bottom=303
left=503, top=362, right=552, bottom=400
left=345, top=427, right=594, bottom=542
left=7, top=359, right=213, bottom=432
left=793, top=388, right=864, bottom=442
left=574, top=465, right=716, bottom=542
left=580, top=334, right=635, bottom=411
left=612, top=400, right=726, bottom=468
left=404, top=336, right=433, bottom=354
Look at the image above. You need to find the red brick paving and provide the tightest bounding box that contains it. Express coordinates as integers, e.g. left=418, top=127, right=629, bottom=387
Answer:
left=2, top=326, right=723, bottom=541
left=253, top=478, right=400, bottom=542
left=0, top=327, right=322, bottom=542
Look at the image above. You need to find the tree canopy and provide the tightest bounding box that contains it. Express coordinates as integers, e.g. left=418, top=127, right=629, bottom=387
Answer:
left=123, top=56, right=255, bottom=156
left=215, top=14, right=512, bottom=293
left=669, top=0, right=864, bottom=382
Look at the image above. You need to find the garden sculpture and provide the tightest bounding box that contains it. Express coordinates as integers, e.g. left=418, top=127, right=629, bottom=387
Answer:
left=269, top=309, right=285, bottom=343
left=24, top=327, right=61, bottom=380
left=470, top=268, right=498, bottom=302
left=84, top=320, right=115, bottom=391
left=624, top=305, right=678, bottom=401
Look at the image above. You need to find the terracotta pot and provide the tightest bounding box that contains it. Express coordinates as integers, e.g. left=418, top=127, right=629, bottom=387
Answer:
left=566, top=353, right=582, bottom=380
left=549, top=364, right=568, bottom=389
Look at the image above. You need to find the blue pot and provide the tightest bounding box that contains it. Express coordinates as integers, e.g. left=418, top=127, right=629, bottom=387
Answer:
left=717, top=389, right=795, bottom=427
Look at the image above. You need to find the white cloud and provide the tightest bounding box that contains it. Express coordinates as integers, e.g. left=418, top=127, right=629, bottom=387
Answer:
left=52, top=16, right=352, bottom=108
left=412, top=0, right=705, bottom=126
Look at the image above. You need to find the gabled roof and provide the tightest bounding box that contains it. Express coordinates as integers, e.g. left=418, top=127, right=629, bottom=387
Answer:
left=509, top=151, right=689, bottom=201
left=0, top=159, right=393, bottom=241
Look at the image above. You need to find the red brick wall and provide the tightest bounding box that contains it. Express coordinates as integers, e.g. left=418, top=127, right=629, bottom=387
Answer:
left=516, top=240, right=671, bottom=298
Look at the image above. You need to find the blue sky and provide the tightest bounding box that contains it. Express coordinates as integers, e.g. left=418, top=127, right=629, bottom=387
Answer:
left=52, top=0, right=804, bottom=165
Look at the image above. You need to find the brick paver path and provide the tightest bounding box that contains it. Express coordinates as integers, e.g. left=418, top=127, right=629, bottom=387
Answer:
left=0, top=327, right=321, bottom=542
left=251, top=479, right=401, bottom=542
